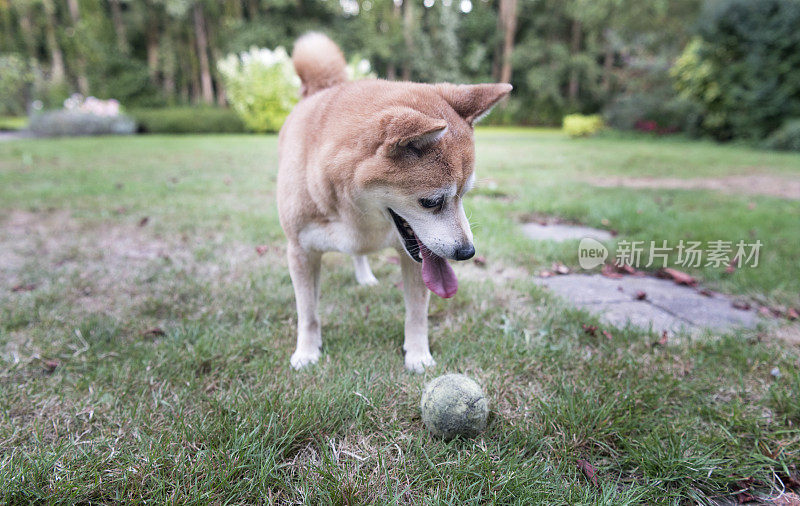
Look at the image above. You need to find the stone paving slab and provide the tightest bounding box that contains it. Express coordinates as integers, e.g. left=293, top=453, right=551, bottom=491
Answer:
left=521, top=223, right=613, bottom=242
left=536, top=274, right=760, bottom=333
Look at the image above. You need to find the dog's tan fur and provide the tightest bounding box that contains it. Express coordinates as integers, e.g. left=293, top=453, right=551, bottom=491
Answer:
left=278, top=33, right=511, bottom=371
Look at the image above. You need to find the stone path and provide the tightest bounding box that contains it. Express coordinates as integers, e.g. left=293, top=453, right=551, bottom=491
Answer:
left=0, top=131, right=32, bottom=142
left=536, top=274, right=759, bottom=334
left=523, top=221, right=761, bottom=334
left=522, top=223, right=613, bottom=242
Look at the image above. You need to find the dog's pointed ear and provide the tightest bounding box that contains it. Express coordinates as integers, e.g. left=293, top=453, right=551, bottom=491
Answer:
left=380, top=107, right=448, bottom=156
left=436, top=83, right=512, bottom=126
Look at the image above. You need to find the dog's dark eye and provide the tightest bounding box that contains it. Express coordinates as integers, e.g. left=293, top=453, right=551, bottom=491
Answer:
left=405, top=144, right=423, bottom=157
left=419, top=197, right=444, bottom=209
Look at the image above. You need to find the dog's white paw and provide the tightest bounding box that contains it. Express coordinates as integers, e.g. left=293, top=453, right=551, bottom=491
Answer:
left=290, top=347, right=321, bottom=370
left=404, top=351, right=436, bottom=373
left=356, top=273, right=379, bottom=286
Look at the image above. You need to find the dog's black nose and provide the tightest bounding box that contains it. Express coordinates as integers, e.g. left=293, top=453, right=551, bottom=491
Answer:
left=453, top=243, right=475, bottom=261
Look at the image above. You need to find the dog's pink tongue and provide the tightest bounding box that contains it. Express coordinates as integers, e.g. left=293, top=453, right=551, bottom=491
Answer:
left=419, top=241, right=458, bottom=298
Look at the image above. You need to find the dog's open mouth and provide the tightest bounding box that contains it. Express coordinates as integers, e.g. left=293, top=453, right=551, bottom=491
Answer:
left=388, top=208, right=458, bottom=299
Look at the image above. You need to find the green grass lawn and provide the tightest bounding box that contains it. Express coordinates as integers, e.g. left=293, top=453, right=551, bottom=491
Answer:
left=1, top=130, right=799, bottom=503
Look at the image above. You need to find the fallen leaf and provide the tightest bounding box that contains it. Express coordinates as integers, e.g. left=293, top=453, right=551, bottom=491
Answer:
left=732, top=301, right=752, bottom=311
left=735, top=491, right=755, bottom=504
left=553, top=262, right=570, bottom=275
left=788, top=308, right=799, bottom=321
left=601, top=264, right=623, bottom=279
left=11, top=283, right=37, bottom=292
left=42, top=360, right=59, bottom=373
left=539, top=270, right=554, bottom=278
left=778, top=469, right=800, bottom=489
left=634, top=291, right=647, bottom=301
left=143, top=327, right=166, bottom=339
left=255, top=245, right=269, bottom=256
left=138, top=216, right=149, bottom=227
left=473, top=256, right=487, bottom=267
left=582, top=324, right=597, bottom=336
left=658, top=268, right=697, bottom=286
left=577, top=459, right=599, bottom=487
left=774, top=492, right=800, bottom=506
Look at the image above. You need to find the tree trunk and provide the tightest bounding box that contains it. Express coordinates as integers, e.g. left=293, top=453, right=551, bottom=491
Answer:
left=15, top=4, right=37, bottom=63
left=498, top=0, right=518, bottom=83
left=193, top=3, right=215, bottom=105
left=601, top=29, right=614, bottom=92
left=206, top=16, right=226, bottom=105
left=66, top=0, right=90, bottom=95
left=109, top=0, right=129, bottom=54
left=146, top=3, right=160, bottom=86
left=42, top=0, right=66, bottom=83
left=247, top=0, right=258, bottom=20
left=568, top=19, right=582, bottom=103
left=401, top=0, right=414, bottom=81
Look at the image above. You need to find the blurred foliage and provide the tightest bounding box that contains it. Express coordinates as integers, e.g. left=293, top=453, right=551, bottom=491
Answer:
left=129, top=106, right=246, bottom=134
left=216, top=46, right=299, bottom=133
left=604, top=91, right=700, bottom=135
left=0, top=54, right=33, bottom=116
left=0, top=0, right=705, bottom=130
left=562, top=114, right=604, bottom=137
left=762, top=119, right=800, bottom=152
left=672, top=0, right=800, bottom=141
left=29, top=110, right=136, bottom=137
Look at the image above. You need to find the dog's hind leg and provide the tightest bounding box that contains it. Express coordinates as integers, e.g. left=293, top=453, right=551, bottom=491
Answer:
left=287, top=244, right=323, bottom=369
left=352, top=255, right=379, bottom=286
left=399, top=251, right=435, bottom=372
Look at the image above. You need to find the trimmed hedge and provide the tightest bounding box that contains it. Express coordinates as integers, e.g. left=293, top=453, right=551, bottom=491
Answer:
left=129, top=107, right=246, bottom=134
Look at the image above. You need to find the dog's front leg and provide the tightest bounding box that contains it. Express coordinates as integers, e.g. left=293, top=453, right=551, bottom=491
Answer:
left=287, top=244, right=322, bottom=369
left=399, top=251, right=435, bottom=372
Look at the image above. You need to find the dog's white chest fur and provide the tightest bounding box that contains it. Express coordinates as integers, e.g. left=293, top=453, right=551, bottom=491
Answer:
left=297, top=212, right=396, bottom=255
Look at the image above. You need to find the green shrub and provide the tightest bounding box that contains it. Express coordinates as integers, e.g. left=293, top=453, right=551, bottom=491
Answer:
left=0, top=54, right=33, bottom=116
left=217, top=45, right=375, bottom=133
left=129, top=107, right=246, bottom=134
left=563, top=114, right=604, bottom=138
left=29, top=110, right=136, bottom=137
left=763, top=119, right=800, bottom=152
left=672, top=0, right=800, bottom=141
left=217, top=46, right=299, bottom=133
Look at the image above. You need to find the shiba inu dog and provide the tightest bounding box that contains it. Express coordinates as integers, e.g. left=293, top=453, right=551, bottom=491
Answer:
left=277, top=33, right=511, bottom=372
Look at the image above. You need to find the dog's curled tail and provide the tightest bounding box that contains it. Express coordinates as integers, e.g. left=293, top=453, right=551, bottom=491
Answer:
left=292, top=33, right=348, bottom=98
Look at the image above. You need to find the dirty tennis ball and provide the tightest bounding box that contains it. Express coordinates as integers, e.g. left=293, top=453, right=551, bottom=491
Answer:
left=420, top=374, right=489, bottom=440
